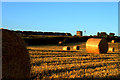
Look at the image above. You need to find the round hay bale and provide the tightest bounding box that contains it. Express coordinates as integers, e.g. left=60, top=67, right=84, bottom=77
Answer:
left=111, top=40, right=115, bottom=43
left=2, top=29, right=31, bottom=79
left=63, top=46, right=70, bottom=50
left=86, top=38, right=108, bottom=54
left=73, top=46, right=79, bottom=50
left=58, top=41, right=63, bottom=45
left=108, top=47, right=114, bottom=52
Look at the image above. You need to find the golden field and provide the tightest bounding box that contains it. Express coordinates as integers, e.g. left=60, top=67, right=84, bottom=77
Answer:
left=27, top=42, right=120, bottom=80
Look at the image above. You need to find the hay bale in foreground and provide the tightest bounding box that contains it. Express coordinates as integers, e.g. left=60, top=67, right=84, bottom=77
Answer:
left=108, top=47, right=114, bottom=52
left=86, top=38, right=108, bottom=54
left=63, top=46, right=70, bottom=50
left=111, top=40, right=115, bottom=43
left=2, top=29, right=31, bottom=79
left=73, top=46, right=79, bottom=50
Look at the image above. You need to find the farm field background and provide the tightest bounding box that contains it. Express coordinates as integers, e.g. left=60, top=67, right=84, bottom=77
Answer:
left=27, top=42, right=120, bottom=79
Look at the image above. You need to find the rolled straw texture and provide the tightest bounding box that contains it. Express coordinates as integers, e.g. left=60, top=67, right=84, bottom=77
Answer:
left=2, top=29, right=31, bottom=79
left=63, top=46, right=70, bottom=50
left=73, top=46, right=79, bottom=50
left=108, top=47, right=114, bottom=52
left=86, top=38, right=108, bottom=54
left=111, top=40, right=115, bottom=43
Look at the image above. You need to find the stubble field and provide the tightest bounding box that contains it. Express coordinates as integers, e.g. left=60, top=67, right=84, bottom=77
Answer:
left=27, top=42, right=120, bottom=80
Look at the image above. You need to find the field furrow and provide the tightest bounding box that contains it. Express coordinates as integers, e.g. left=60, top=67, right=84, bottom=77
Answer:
left=28, top=42, right=120, bottom=79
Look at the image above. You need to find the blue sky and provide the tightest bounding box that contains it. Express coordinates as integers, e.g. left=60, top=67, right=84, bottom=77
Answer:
left=1, top=0, right=119, bottom=2
left=2, top=2, right=118, bottom=36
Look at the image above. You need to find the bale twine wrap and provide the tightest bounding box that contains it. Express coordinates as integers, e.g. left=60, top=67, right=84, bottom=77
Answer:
left=111, top=40, right=115, bottom=43
left=73, top=46, right=79, bottom=50
left=63, top=46, right=70, bottom=50
left=86, top=38, right=108, bottom=54
left=108, top=47, right=114, bottom=52
left=2, top=29, right=31, bottom=79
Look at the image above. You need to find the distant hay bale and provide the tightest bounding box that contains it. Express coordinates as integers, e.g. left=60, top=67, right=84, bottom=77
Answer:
left=73, top=46, right=79, bottom=50
left=2, top=29, right=31, bottom=79
left=108, top=47, right=114, bottom=52
left=58, top=41, right=63, bottom=45
left=111, top=40, right=115, bottom=43
left=63, top=46, right=70, bottom=50
left=86, top=38, right=108, bottom=54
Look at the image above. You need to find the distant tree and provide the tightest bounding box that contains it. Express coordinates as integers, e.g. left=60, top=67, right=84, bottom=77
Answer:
left=97, top=32, right=100, bottom=36
left=90, top=35, right=92, bottom=37
left=109, top=33, right=115, bottom=37
left=115, top=36, right=118, bottom=39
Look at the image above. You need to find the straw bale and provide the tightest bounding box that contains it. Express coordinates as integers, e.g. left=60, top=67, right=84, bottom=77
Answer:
left=111, top=40, right=115, bottom=43
left=86, top=38, right=108, bottom=54
left=73, top=46, right=79, bottom=50
left=2, top=29, right=31, bottom=79
left=108, top=47, right=114, bottom=52
left=58, top=41, right=63, bottom=45
left=63, top=46, right=70, bottom=50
